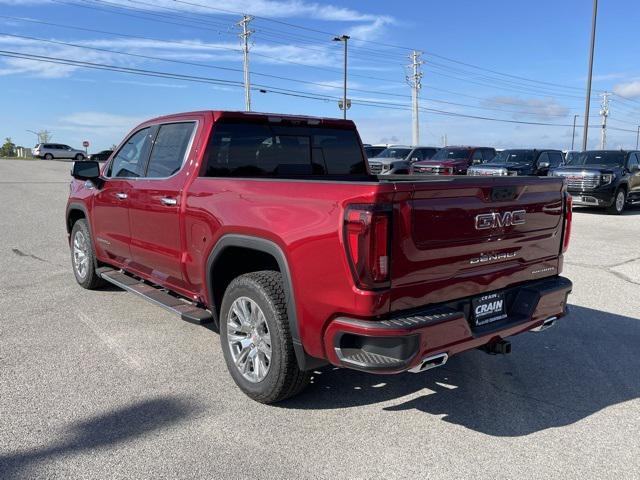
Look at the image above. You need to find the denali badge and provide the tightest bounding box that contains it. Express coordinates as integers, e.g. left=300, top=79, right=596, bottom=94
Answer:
left=470, top=251, right=517, bottom=264
left=475, top=210, right=526, bottom=230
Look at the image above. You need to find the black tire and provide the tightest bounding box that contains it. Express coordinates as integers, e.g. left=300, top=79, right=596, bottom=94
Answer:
left=44, top=153, right=53, bottom=160
left=70, top=219, right=105, bottom=289
left=75, top=153, right=85, bottom=161
left=607, top=188, right=626, bottom=215
left=219, top=271, right=311, bottom=403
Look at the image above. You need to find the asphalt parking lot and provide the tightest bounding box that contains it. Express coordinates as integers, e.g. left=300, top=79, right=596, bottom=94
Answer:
left=1, top=159, right=639, bottom=479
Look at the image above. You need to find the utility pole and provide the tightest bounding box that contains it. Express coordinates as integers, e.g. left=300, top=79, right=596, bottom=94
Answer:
left=333, top=35, right=350, bottom=119
left=599, top=91, right=610, bottom=149
left=406, top=50, right=423, bottom=146
left=237, top=15, right=253, bottom=112
left=571, top=114, right=579, bottom=150
left=636, top=126, right=639, bottom=150
left=582, top=0, right=598, bottom=150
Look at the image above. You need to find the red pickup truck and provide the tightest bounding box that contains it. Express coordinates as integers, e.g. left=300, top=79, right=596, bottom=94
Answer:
left=66, top=111, right=573, bottom=403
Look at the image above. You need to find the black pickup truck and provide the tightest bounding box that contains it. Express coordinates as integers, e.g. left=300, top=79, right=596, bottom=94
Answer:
left=552, top=150, right=640, bottom=214
left=467, top=149, right=564, bottom=176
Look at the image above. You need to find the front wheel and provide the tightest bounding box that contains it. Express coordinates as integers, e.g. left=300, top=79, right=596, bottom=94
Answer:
left=75, top=153, right=85, bottom=161
left=608, top=188, right=626, bottom=215
left=219, top=271, right=311, bottom=403
left=70, top=219, right=105, bottom=289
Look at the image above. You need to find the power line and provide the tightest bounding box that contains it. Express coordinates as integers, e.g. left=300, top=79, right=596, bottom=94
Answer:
left=1, top=31, right=591, bottom=119
left=52, top=1, right=606, bottom=101
left=5, top=49, right=635, bottom=132
left=171, top=0, right=599, bottom=94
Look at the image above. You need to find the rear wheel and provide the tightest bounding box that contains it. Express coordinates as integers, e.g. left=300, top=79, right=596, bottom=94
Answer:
left=70, top=219, right=105, bottom=289
left=219, top=271, right=310, bottom=403
left=44, top=153, right=53, bottom=160
left=608, top=188, right=626, bottom=215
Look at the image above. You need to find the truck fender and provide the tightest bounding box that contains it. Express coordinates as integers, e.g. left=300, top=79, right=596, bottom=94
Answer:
left=205, top=234, right=325, bottom=371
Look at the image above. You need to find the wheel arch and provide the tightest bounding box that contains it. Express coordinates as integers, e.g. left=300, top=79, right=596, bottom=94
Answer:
left=66, top=202, right=90, bottom=235
left=206, top=234, right=324, bottom=370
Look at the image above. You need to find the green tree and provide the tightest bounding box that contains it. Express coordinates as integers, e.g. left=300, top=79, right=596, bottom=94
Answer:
left=0, top=137, right=16, bottom=157
left=37, top=130, right=52, bottom=143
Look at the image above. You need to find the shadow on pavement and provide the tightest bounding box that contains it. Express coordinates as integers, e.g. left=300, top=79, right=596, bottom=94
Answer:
left=0, top=397, right=197, bottom=479
left=282, top=305, right=640, bottom=436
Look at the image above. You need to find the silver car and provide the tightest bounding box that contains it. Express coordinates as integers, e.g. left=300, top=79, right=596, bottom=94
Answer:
left=33, top=143, right=86, bottom=160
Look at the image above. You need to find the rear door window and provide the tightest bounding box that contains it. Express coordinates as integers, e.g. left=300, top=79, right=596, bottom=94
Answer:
left=204, top=122, right=366, bottom=177
left=107, top=127, right=153, bottom=178
left=145, top=122, right=195, bottom=178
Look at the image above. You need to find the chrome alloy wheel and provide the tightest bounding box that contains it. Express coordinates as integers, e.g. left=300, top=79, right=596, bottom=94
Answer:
left=616, top=190, right=625, bottom=212
left=73, top=230, right=90, bottom=279
left=226, top=297, right=272, bottom=383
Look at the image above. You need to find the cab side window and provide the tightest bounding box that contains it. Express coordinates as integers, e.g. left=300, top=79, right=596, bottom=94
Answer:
left=472, top=150, right=484, bottom=162
left=107, top=127, right=153, bottom=178
left=146, top=122, right=195, bottom=178
left=628, top=153, right=639, bottom=170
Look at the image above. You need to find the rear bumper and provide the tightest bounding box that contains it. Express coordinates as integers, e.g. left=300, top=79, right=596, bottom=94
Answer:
left=323, top=276, right=572, bottom=373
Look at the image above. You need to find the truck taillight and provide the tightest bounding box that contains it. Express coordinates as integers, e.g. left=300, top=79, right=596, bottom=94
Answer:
left=344, top=204, right=391, bottom=289
left=562, top=194, right=573, bottom=253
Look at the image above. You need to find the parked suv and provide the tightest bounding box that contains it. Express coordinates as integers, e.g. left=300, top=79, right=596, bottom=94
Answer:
left=552, top=150, right=640, bottom=214
left=367, top=145, right=439, bottom=174
left=33, top=143, right=86, bottom=160
left=467, top=149, right=563, bottom=176
left=66, top=110, right=572, bottom=403
left=411, top=146, right=495, bottom=175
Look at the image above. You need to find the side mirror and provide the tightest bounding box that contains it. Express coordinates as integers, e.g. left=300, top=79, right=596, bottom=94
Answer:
left=72, top=160, right=100, bottom=181
left=538, top=161, right=550, bottom=169
left=410, top=157, right=419, bottom=163
left=472, top=158, right=483, bottom=165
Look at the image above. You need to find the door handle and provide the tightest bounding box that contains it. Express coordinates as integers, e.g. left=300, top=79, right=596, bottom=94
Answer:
left=115, top=192, right=128, bottom=200
left=160, top=197, right=177, bottom=206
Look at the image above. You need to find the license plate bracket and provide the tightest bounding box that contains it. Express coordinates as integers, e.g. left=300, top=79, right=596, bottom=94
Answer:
left=472, top=292, right=507, bottom=326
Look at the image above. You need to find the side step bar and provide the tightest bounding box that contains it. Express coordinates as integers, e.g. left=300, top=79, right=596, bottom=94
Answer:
left=97, top=268, right=214, bottom=325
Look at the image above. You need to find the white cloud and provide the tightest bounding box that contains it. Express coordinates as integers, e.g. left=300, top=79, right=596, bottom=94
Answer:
left=58, top=111, right=146, bottom=131
left=348, top=17, right=393, bottom=41
left=0, top=0, right=393, bottom=23
left=484, top=96, right=569, bottom=119
left=613, top=80, right=640, bottom=99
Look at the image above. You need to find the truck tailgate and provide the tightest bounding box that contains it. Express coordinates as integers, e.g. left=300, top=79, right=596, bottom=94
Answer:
left=389, top=176, right=565, bottom=312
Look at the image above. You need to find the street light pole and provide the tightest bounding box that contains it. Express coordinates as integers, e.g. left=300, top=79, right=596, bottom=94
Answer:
left=333, top=35, right=350, bottom=119
left=636, top=125, right=639, bottom=150
left=571, top=114, right=579, bottom=150
left=26, top=129, right=40, bottom=143
left=581, top=0, right=598, bottom=151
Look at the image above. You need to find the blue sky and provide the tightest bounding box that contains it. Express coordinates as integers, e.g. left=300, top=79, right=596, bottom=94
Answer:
left=1, top=0, right=640, bottom=151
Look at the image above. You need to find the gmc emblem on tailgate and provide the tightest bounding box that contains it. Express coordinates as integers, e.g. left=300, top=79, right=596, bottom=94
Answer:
left=475, top=210, right=526, bottom=230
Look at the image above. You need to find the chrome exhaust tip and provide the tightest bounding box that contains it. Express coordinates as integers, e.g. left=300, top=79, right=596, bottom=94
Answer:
left=409, top=352, right=448, bottom=373
left=531, top=316, right=557, bottom=333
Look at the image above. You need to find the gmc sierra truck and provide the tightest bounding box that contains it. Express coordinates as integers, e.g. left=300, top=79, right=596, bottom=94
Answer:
left=66, top=111, right=573, bottom=404
left=467, top=149, right=564, bottom=177
left=552, top=149, right=640, bottom=214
